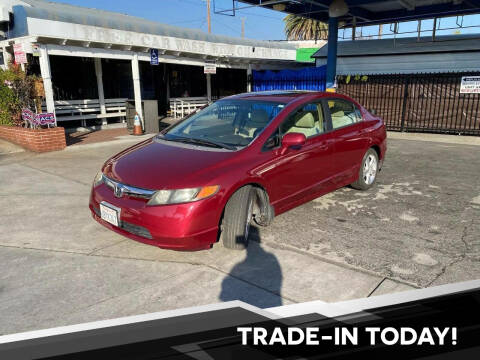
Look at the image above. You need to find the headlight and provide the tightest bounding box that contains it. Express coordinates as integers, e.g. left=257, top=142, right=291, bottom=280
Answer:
left=93, top=171, right=104, bottom=187
left=147, top=185, right=219, bottom=206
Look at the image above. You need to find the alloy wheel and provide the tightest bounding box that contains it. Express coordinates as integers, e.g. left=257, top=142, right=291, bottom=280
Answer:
left=363, top=154, right=377, bottom=185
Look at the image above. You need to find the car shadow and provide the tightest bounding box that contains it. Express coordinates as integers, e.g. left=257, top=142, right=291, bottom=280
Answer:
left=218, top=225, right=283, bottom=308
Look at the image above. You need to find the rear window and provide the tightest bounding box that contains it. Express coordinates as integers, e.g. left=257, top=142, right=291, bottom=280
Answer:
left=328, top=99, right=362, bottom=129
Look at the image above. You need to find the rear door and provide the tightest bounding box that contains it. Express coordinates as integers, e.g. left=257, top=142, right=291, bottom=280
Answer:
left=323, top=97, right=370, bottom=186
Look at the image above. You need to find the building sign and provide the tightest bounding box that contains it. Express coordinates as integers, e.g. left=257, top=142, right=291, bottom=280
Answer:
left=460, top=76, right=480, bottom=94
left=150, top=48, right=159, bottom=65
left=26, top=18, right=296, bottom=61
left=13, top=43, right=27, bottom=64
left=204, top=60, right=216, bottom=74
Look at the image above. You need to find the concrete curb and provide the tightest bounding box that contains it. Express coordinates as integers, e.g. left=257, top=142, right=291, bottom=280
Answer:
left=63, top=135, right=154, bottom=151
left=388, top=131, right=480, bottom=146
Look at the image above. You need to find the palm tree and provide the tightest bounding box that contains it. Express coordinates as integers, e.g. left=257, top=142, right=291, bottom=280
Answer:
left=284, top=14, right=328, bottom=41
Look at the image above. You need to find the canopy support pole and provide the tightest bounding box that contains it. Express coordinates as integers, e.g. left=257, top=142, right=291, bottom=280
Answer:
left=206, top=73, right=212, bottom=102
left=39, top=45, right=56, bottom=126
left=94, top=58, right=107, bottom=125
left=247, top=64, right=252, bottom=92
left=131, top=53, right=144, bottom=129
left=326, top=17, right=338, bottom=91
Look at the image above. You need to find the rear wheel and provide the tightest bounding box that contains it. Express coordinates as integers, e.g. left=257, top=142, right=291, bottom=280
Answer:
left=221, top=186, right=254, bottom=250
left=351, top=148, right=379, bottom=190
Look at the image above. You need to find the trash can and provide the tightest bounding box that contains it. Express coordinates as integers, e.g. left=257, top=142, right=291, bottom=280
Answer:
left=126, top=100, right=159, bottom=134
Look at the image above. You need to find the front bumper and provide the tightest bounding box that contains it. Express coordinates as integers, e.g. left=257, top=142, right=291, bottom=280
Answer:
left=89, top=183, right=220, bottom=251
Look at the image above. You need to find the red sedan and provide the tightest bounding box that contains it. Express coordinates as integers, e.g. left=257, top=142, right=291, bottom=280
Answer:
left=90, top=91, right=386, bottom=251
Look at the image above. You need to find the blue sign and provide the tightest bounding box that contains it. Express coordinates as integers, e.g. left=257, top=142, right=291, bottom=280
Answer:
left=150, top=48, right=159, bottom=65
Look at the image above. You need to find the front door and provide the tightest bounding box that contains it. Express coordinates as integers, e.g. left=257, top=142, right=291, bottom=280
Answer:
left=256, top=102, right=334, bottom=214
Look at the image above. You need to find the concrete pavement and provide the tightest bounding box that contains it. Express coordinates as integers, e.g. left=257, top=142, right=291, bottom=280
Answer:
left=0, top=136, right=410, bottom=335
left=1, top=132, right=478, bottom=335
left=256, top=136, right=480, bottom=287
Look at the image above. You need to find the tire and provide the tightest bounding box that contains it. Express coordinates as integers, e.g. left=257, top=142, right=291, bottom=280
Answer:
left=351, top=148, right=379, bottom=190
left=221, top=186, right=254, bottom=250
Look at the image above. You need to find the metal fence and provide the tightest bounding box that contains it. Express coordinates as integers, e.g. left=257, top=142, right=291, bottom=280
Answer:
left=337, top=72, right=480, bottom=135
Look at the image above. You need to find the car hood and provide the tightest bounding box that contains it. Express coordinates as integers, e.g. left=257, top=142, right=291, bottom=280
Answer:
left=102, top=137, right=238, bottom=190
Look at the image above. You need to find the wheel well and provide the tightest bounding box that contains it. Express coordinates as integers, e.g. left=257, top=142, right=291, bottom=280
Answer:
left=231, top=183, right=271, bottom=220
left=216, top=183, right=272, bottom=242
left=371, top=144, right=381, bottom=159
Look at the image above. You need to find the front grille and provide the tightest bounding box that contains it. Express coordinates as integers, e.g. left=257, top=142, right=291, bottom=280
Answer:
left=93, top=206, right=153, bottom=240
left=102, top=175, right=156, bottom=200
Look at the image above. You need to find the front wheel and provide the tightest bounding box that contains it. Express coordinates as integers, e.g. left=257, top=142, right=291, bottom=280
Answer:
left=221, top=186, right=254, bottom=250
left=351, top=148, right=379, bottom=190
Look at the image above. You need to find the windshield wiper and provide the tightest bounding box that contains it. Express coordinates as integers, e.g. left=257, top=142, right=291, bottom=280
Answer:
left=159, top=135, right=237, bottom=151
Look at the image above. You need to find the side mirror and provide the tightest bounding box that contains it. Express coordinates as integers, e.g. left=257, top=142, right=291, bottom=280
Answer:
left=281, top=132, right=306, bottom=154
left=368, top=108, right=377, bottom=115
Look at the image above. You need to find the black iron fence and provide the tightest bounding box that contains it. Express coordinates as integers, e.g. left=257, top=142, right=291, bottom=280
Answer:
left=337, top=72, right=480, bottom=135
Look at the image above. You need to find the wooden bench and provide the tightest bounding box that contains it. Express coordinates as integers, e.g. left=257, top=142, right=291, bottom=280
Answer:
left=42, top=98, right=127, bottom=126
left=169, top=97, right=208, bottom=119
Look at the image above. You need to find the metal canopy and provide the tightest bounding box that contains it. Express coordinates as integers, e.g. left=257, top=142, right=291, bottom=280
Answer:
left=237, top=0, right=480, bottom=26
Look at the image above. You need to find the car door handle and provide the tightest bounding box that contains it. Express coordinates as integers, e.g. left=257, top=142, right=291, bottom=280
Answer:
left=317, top=141, right=328, bottom=151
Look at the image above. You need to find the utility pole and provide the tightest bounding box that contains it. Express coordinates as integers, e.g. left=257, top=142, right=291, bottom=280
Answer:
left=207, top=0, right=211, bottom=33
left=205, top=0, right=212, bottom=103
left=241, top=17, right=245, bottom=38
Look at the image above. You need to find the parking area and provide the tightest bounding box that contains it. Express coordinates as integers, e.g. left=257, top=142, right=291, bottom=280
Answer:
left=0, top=133, right=479, bottom=334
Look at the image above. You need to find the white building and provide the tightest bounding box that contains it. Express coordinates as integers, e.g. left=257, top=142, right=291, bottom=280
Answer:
left=0, top=0, right=297, bottom=127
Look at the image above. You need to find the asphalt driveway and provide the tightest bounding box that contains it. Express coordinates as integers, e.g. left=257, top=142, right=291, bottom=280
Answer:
left=0, top=132, right=478, bottom=334
left=257, top=133, right=480, bottom=287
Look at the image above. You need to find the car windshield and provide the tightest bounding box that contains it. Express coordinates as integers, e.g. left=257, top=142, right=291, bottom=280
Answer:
left=163, top=99, right=286, bottom=149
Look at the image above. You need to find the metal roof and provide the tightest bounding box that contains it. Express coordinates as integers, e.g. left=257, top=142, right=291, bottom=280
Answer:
left=312, top=34, right=480, bottom=57
left=315, top=52, right=480, bottom=74
left=7, top=0, right=295, bottom=50
left=237, top=0, right=480, bottom=27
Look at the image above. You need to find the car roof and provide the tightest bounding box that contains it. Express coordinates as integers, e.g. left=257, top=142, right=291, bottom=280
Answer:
left=223, top=91, right=325, bottom=104
left=221, top=90, right=348, bottom=104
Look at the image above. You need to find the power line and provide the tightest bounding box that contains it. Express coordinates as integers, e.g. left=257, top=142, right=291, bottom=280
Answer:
left=167, top=18, right=206, bottom=25
left=180, top=0, right=205, bottom=8
left=236, top=10, right=284, bottom=20
left=214, top=17, right=240, bottom=33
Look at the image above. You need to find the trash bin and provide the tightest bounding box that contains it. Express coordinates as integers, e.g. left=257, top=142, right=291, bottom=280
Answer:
left=126, top=100, right=159, bottom=134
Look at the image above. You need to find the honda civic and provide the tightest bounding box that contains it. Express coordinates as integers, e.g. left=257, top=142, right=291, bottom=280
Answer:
left=90, top=91, right=386, bottom=250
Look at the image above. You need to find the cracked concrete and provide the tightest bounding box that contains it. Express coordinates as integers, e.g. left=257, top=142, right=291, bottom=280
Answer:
left=0, top=134, right=478, bottom=335
left=257, top=138, right=480, bottom=287
left=0, top=138, right=413, bottom=335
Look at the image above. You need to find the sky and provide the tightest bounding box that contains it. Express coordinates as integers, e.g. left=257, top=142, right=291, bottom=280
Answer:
left=52, top=0, right=288, bottom=40
left=52, top=0, right=480, bottom=41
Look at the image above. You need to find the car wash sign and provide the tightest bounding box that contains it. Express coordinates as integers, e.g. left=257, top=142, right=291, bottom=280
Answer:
left=460, top=76, right=480, bottom=94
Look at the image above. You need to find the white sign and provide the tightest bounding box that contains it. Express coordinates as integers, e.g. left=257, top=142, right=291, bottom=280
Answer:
left=204, top=60, right=216, bottom=74
left=13, top=43, right=27, bottom=64
left=460, top=76, right=480, bottom=94
left=32, top=44, right=41, bottom=57
left=26, top=18, right=296, bottom=61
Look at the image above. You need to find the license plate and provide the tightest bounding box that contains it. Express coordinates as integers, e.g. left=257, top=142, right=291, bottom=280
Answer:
left=100, top=202, right=120, bottom=227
